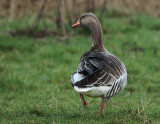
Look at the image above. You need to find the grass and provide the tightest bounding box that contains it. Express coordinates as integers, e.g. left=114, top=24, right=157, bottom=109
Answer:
left=0, top=12, right=160, bottom=123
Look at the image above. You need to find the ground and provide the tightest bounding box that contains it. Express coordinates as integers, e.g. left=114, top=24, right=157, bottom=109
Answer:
left=0, top=13, right=160, bottom=123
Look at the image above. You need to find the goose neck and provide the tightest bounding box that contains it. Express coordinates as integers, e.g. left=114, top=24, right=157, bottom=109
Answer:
left=88, top=23, right=105, bottom=51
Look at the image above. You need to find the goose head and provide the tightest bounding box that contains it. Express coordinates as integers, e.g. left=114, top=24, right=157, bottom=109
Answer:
left=72, top=13, right=98, bottom=28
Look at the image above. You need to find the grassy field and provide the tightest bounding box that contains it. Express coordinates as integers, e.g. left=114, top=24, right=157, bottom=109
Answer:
left=0, top=12, right=160, bottom=123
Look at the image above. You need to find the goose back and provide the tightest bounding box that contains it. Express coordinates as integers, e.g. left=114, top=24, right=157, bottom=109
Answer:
left=70, top=49, right=127, bottom=98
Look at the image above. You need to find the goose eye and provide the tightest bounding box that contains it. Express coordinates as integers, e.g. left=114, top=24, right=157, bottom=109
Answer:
left=82, top=16, right=85, bottom=19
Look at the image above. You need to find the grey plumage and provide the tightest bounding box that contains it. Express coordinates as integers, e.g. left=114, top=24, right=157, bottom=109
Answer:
left=70, top=49, right=127, bottom=100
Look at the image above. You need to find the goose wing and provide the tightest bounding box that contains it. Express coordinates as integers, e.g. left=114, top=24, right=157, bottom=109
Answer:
left=71, top=50, right=125, bottom=88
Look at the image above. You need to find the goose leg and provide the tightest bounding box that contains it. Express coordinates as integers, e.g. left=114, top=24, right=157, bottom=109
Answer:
left=99, top=102, right=106, bottom=115
left=79, top=93, right=87, bottom=108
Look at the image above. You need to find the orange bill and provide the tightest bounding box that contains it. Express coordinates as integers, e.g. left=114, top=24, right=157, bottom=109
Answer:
left=72, top=19, right=81, bottom=28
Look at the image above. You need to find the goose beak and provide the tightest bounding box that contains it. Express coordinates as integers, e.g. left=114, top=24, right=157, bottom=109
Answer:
left=72, top=19, right=81, bottom=28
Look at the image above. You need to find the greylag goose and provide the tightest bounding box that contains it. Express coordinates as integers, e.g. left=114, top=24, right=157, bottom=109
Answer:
left=70, top=13, right=127, bottom=115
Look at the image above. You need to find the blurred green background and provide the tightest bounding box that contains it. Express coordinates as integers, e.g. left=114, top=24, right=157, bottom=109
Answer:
left=0, top=0, right=160, bottom=123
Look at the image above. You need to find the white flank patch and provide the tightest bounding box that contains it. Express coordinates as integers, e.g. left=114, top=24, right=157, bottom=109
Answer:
left=72, top=72, right=86, bottom=84
left=74, top=86, right=91, bottom=93
left=74, top=85, right=112, bottom=98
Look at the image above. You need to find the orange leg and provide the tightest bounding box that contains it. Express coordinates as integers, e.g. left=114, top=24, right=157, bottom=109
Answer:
left=79, top=93, right=87, bottom=108
left=99, top=102, right=106, bottom=115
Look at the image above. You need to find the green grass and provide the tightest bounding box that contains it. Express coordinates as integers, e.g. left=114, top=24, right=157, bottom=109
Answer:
left=0, top=13, right=160, bottom=123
